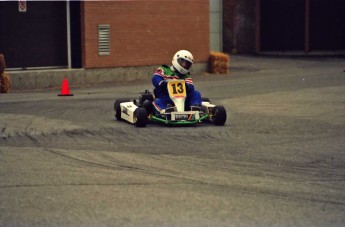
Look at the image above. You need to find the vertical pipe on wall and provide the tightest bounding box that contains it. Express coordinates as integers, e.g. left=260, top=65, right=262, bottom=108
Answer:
left=255, top=0, right=261, bottom=53
left=305, top=0, right=310, bottom=53
left=66, top=1, right=71, bottom=69
left=220, top=0, right=223, bottom=52
left=80, top=1, right=85, bottom=68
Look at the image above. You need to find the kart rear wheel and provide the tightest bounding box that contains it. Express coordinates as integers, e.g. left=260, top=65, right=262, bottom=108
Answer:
left=134, top=107, right=148, bottom=127
left=212, top=105, right=227, bottom=126
left=142, top=99, right=154, bottom=115
left=114, top=99, right=130, bottom=121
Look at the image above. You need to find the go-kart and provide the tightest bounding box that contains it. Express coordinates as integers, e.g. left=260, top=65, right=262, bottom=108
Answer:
left=114, top=80, right=227, bottom=127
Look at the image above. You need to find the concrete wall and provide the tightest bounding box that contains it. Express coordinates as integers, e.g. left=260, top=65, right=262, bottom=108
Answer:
left=8, top=62, right=208, bottom=90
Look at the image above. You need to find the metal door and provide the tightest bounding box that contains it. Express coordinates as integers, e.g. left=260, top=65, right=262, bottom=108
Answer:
left=0, top=1, right=67, bottom=69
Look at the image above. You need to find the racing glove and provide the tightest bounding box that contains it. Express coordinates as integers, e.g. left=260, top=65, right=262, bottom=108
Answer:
left=185, top=83, right=194, bottom=93
left=159, top=80, right=168, bottom=93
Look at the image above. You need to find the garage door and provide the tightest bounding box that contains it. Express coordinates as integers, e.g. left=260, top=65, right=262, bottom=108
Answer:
left=0, top=1, right=67, bottom=69
left=259, top=0, right=345, bottom=52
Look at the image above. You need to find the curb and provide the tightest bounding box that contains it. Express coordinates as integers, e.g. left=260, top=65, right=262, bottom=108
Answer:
left=7, top=63, right=208, bottom=90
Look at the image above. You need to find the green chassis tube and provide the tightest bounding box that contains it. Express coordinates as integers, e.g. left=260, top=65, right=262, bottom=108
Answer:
left=150, top=114, right=209, bottom=125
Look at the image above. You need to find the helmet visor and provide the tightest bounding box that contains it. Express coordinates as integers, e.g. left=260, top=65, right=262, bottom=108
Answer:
left=177, top=58, right=192, bottom=70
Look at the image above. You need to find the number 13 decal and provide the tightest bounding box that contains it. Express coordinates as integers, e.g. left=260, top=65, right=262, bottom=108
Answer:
left=171, top=83, right=184, bottom=94
left=168, top=80, right=187, bottom=97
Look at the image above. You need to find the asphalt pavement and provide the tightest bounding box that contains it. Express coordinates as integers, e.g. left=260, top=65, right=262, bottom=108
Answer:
left=1, top=55, right=345, bottom=226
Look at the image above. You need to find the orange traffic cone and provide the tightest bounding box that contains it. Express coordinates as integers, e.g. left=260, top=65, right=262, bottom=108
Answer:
left=58, top=78, right=74, bottom=96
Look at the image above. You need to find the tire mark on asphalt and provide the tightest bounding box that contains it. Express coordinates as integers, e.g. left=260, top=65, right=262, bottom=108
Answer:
left=1, top=127, right=8, bottom=141
left=206, top=181, right=345, bottom=207
left=40, top=148, right=206, bottom=185
left=0, top=182, right=195, bottom=189
left=1, top=146, right=344, bottom=209
left=23, top=133, right=40, bottom=146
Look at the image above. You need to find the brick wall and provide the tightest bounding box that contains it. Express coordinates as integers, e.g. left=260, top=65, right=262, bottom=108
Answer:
left=81, top=1, right=210, bottom=69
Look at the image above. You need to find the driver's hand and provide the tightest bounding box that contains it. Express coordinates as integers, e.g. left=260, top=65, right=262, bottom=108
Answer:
left=186, top=83, right=194, bottom=93
left=159, top=80, right=168, bottom=93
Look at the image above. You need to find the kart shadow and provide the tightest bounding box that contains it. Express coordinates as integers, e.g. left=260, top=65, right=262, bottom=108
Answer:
left=112, top=118, right=221, bottom=128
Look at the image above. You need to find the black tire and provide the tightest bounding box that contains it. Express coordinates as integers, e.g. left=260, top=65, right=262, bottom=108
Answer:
left=134, top=107, right=148, bottom=127
left=212, top=106, right=227, bottom=126
left=114, top=98, right=130, bottom=121
left=142, top=99, right=153, bottom=115
left=202, top=97, right=211, bottom=102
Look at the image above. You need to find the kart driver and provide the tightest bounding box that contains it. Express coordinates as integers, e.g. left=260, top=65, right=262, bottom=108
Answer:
left=152, top=50, right=202, bottom=114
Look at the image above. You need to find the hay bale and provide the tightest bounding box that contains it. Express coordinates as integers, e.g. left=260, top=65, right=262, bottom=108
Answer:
left=0, top=54, right=5, bottom=74
left=0, top=73, right=11, bottom=93
left=209, top=51, right=230, bottom=74
left=0, top=54, right=11, bottom=93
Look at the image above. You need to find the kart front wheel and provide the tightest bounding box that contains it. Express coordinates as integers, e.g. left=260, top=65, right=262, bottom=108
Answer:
left=114, top=98, right=129, bottom=121
left=212, top=106, right=227, bottom=126
left=134, top=107, right=148, bottom=127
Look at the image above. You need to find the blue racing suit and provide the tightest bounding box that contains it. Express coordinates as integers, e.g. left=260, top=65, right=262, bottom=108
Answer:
left=152, top=65, right=202, bottom=112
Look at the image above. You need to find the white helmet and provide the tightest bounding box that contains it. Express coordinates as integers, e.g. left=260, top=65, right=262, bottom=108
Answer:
left=172, top=50, right=194, bottom=74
